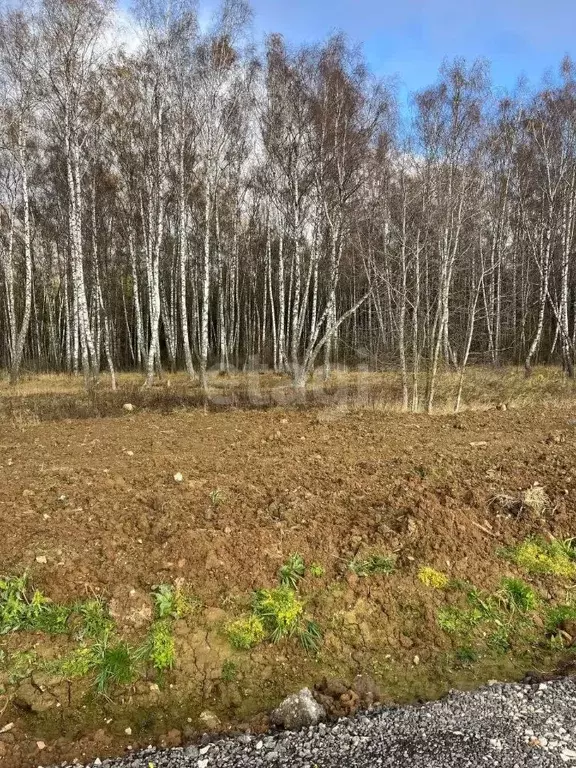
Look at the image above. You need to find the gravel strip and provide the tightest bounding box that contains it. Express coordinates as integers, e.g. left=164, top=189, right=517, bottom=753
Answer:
left=65, top=678, right=576, bottom=768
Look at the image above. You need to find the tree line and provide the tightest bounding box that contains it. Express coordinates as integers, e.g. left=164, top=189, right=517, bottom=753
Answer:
left=2, top=0, right=576, bottom=410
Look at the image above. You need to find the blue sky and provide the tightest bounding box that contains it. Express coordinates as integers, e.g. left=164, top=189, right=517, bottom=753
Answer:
left=246, top=0, right=575, bottom=96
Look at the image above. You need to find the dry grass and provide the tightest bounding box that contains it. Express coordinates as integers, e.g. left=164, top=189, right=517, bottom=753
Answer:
left=0, top=365, right=575, bottom=425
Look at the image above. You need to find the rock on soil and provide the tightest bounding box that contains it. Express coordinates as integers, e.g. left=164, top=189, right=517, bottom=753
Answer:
left=55, top=677, right=576, bottom=768
left=270, top=687, right=326, bottom=730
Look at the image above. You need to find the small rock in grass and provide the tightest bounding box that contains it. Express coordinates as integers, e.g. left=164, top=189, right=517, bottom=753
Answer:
left=174, top=472, right=184, bottom=483
left=124, top=727, right=132, bottom=736
left=35, top=555, right=47, bottom=564
left=36, top=741, right=46, bottom=750
left=122, top=403, right=135, bottom=412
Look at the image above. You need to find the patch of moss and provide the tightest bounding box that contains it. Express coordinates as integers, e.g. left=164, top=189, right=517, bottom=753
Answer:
left=503, top=538, right=576, bottom=578
left=418, top=567, right=450, bottom=589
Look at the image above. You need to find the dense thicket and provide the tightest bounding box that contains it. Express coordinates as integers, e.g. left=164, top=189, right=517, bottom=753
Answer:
left=2, top=0, right=576, bottom=409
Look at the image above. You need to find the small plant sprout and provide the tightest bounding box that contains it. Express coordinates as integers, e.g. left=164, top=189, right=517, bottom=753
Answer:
left=455, top=646, right=478, bottom=665
left=221, top=659, right=238, bottom=682
left=209, top=489, right=225, bottom=507
left=298, top=619, right=322, bottom=652
left=309, top=563, right=325, bottom=578
left=279, top=553, right=306, bottom=588
left=348, top=554, right=395, bottom=577
left=152, top=583, right=192, bottom=620
left=418, top=567, right=450, bottom=589
left=225, top=615, right=266, bottom=650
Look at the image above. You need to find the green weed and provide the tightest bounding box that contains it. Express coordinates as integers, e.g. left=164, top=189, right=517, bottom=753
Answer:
left=437, top=606, right=484, bottom=634
left=221, top=659, right=238, bottom=682
left=252, top=587, right=304, bottom=642
left=152, top=584, right=192, bottom=620
left=465, top=587, right=499, bottom=621
left=497, top=578, right=538, bottom=613
left=225, top=615, right=266, bottom=650
left=487, top=625, right=510, bottom=654
left=5, top=650, right=38, bottom=684
left=279, top=554, right=305, bottom=589
left=75, top=598, right=113, bottom=640
left=91, top=635, right=138, bottom=693
left=309, top=563, right=325, bottom=578
left=0, top=575, right=71, bottom=634
left=348, top=554, right=395, bottom=577
left=146, top=619, right=176, bottom=672
left=545, top=603, right=576, bottom=633
left=52, top=631, right=139, bottom=692
left=501, top=538, right=576, bottom=578
left=55, top=647, right=96, bottom=679
left=209, top=489, right=225, bottom=507
left=298, top=619, right=322, bottom=652
left=550, top=633, right=567, bottom=651
left=455, top=646, right=478, bottom=664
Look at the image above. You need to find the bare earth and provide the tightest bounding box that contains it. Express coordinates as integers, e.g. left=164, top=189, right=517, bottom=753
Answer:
left=1, top=399, right=576, bottom=766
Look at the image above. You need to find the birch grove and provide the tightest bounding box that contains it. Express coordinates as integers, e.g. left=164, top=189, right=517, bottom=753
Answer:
left=2, top=0, right=576, bottom=407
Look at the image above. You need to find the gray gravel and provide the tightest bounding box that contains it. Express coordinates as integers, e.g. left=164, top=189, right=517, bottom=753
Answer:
left=69, top=677, right=576, bottom=768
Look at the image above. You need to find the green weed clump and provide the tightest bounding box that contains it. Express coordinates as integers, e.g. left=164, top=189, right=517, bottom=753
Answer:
left=145, top=582, right=197, bottom=674
left=146, top=619, right=176, bottom=672
left=0, top=574, right=72, bottom=635
left=437, top=606, right=484, bottom=634
left=502, top=538, right=576, bottom=578
left=497, top=578, right=538, bottom=613
left=52, top=632, right=139, bottom=692
left=455, top=646, right=478, bottom=664
left=309, top=563, right=325, bottom=578
left=545, top=603, right=576, bottom=634
left=4, top=650, right=38, bottom=684
left=279, top=554, right=305, bottom=589
left=487, top=625, right=510, bottom=654
left=253, top=587, right=321, bottom=651
left=418, top=567, right=450, bottom=589
left=74, top=598, right=114, bottom=640
left=152, top=583, right=193, bottom=620
left=348, top=554, right=395, bottom=577
left=221, top=659, right=238, bottom=682
left=252, top=587, right=304, bottom=641
left=56, top=647, right=96, bottom=679
left=225, top=615, right=266, bottom=649
left=91, top=635, right=138, bottom=693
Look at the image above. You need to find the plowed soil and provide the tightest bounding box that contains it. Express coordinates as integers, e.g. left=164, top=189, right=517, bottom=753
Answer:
left=2, top=397, right=576, bottom=767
